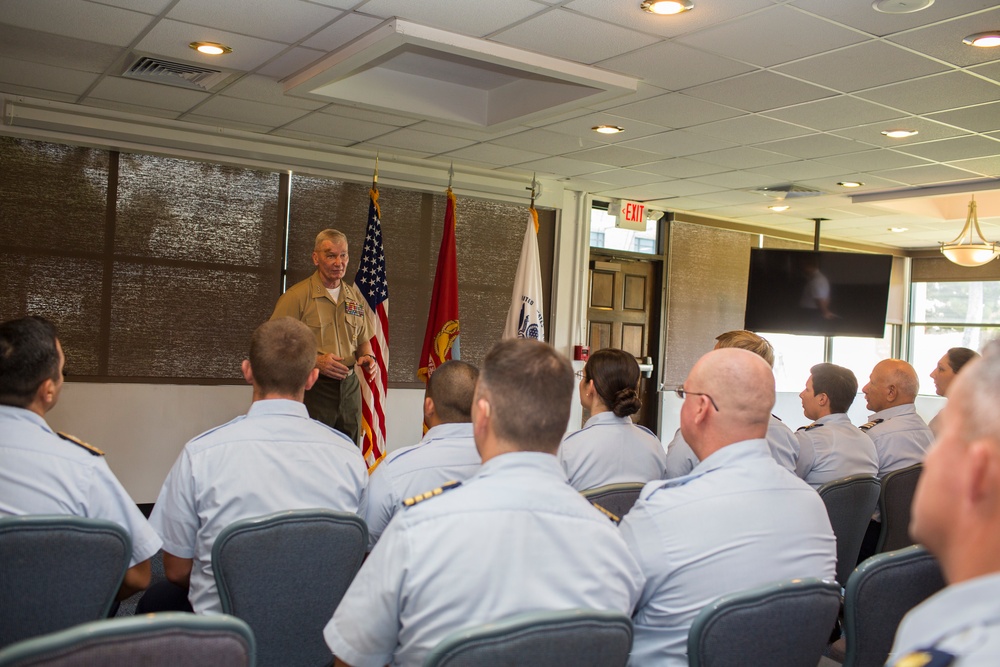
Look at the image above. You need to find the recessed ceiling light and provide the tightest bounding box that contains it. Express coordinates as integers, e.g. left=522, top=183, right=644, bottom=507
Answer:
left=889, top=227, right=909, bottom=233
left=881, top=129, right=918, bottom=138
left=189, top=42, right=232, bottom=56
left=768, top=205, right=790, bottom=212
left=872, top=0, right=934, bottom=14
left=963, top=31, right=1000, bottom=48
left=838, top=181, right=864, bottom=188
left=640, top=0, right=694, bottom=15
left=592, top=125, right=624, bottom=134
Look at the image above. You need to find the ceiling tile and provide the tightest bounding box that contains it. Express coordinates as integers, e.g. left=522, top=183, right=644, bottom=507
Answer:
left=607, top=93, right=744, bottom=129
left=220, top=74, right=326, bottom=110
left=359, top=0, right=547, bottom=37
left=789, top=0, right=996, bottom=37
left=697, top=189, right=776, bottom=206
left=630, top=158, right=729, bottom=178
left=87, top=76, right=210, bottom=111
left=492, top=8, right=659, bottom=64
left=443, top=143, right=548, bottom=167
left=928, top=101, right=1000, bottom=134
left=407, top=121, right=525, bottom=142
left=947, top=156, right=1000, bottom=177
left=181, top=113, right=274, bottom=133
left=257, top=47, right=326, bottom=79
left=135, top=19, right=288, bottom=72
left=188, top=96, right=314, bottom=128
left=689, top=170, right=779, bottom=189
left=762, top=96, right=903, bottom=132
left=621, top=129, right=736, bottom=158
left=775, top=41, right=949, bottom=93
left=2, top=0, right=153, bottom=47
left=268, top=128, right=354, bottom=146
left=361, top=127, right=476, bottom=154
left=757, top=134, right=872, bottom=159
left=872, top=163, right=986, bottom=186
left=818, top=149, right=930, bottom=172
left=972, top=61, right=1000, bottom=85
left=831, top=117, right=970, bottom=146
left=687, top=115, right=812, bottom=144
left=575, top=168, right=664, bottom=187
left=746, top=160, right=847, bottom=181
left=635, top=179, right=723, bottom=197
left=85, top=97, right=183, bottom=119
left=303, top=13, right=382, bottom=52
left=563, top=144, right=663, bottom=168
left=515, top=156, right=611, bottom=177
left=674, top=5, right=867, bottom=68
left=692, top=146, right=796, bottom=169
left=491, top=128, right=601, bottom=155
left=0, top=56, right=100, bottom=96
left=586, top=82, right=670, bottom=113
left=685, top=71, right=836, bottom=113
left=0, top=84, right=78, bottom=103
left=0, top=24, right=123, bottom=74
left=597, top=42, right=755, bottom=92
left=857, top=72, right=1000, bottom=115
left=894, top=136, right=1000, bottom=162
left=321, top=104, right=418, bottom=127
left=166, top=0, right=344, bottom=44
left=279, top=112, right=400, bottom=142
left=538, top=112, right=669, bottom=144
left=887, top=7, right=1000, bottom=67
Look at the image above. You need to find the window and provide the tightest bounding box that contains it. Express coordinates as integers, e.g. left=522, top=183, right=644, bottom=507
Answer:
left=590, top=205, right=658, bottom=255
left=910, top=280, right=1000, bottom=393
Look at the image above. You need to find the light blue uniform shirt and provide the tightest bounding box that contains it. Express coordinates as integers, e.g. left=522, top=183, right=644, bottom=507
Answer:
left=364, top=422, right=480, bottom=548
left=794, top=412, right=879, bottom=489
left=558, top=411, right=666, bottom=491
left=150, top=399, right=368, bottom=614
left=621, top=439, right=837, bottom=667
left=863, top=403, right=933, bottom=478
left=664, top=415, right=799, bottom=479
left=0, top=405, right=162, bottom=567
left=324, top=452, right=645, bottom=667
left=889, top=572, right=1000, bottom=666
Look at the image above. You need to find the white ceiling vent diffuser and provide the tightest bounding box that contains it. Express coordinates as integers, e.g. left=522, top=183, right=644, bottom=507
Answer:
left=750, top=184, right=826, bottom=200
left=121, top=55, right=232, bottom=91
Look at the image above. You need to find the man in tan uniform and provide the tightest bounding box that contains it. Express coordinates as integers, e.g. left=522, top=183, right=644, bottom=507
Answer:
left=271, top=229, right=375, bottom=444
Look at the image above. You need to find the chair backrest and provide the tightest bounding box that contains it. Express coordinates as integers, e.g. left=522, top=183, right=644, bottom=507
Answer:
left=0, top=612, right=255, bottom=667
left=687, top=578, right=841, bottom=667
left=875, top=464, right=923, bottom=554
left=817, top=475, right=881, bottom=586
left=842, top=545, right=945, bottom=667
left=422, top=608, right=633, bottom=667
left=212, top=509, right=367, bottom=667
left=0, top=515, right=131, bottom=650
left=581, top=483, right=646, bottom=520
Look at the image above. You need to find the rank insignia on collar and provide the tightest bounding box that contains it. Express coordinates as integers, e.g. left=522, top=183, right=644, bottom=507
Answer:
left=403, top=480, right=461, bottom=508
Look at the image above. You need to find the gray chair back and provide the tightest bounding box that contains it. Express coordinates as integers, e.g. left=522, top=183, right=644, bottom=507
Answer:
left=422, top=608, right=632, bottom=667
left=212, top=509, right=367, bottom=667
left=0, top=612, right=254, bottom=667
left=842, top=545, right=945, bottom=667
left=817, top=475, right=881, bottom=586
left=875, top=464, right=923, bottom=554
left=581, top=482, right=646, bottom=520
left=687, top=578, right=841, bottom=667
left=0, top=515, right=130, bottom=650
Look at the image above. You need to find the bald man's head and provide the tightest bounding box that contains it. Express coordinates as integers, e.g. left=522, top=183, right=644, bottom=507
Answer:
left=863, top=359, right=919, bottom=412
left=680, top=348, right=775, bottom=456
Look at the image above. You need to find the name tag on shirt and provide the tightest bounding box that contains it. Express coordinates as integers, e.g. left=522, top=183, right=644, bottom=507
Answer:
left=345, top=300, right=365, bottom=318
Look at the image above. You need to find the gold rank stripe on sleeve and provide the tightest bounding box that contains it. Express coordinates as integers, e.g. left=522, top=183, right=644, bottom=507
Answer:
left=57, top=431, right=105, bottom=456
left=591, top=502, right=621, bottom=525
left=403, top=480, right=462, bottom=509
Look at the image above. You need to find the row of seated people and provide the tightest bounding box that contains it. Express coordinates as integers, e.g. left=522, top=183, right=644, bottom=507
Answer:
left=1, top=314, right=996, bottom=666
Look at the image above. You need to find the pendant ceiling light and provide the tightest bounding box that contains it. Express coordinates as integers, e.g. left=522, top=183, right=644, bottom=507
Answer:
left=940, top=195, right=1000, bottom=267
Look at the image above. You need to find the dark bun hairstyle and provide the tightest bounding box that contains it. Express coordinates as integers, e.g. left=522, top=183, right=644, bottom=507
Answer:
left=583, top=348, right=642, bottom=418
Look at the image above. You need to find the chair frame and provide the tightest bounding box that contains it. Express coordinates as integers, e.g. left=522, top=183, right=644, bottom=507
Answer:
left=0, top=515, right=131, bottom=649
left=687, top=578, right=842, bottom=667
left=817, top=475, right=881, bottom=586
left=0, top=612, right=255, bottom=667
left=422, top=608, right=633, bottom=667
left=581, top=482, right=647, bottom=519
left=875, top=464, right=923, bottom=554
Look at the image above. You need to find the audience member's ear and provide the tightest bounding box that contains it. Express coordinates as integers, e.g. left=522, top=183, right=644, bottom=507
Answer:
left=241, top=359, right=254, bottom=385
left=304, top=367, right=320, bottom=391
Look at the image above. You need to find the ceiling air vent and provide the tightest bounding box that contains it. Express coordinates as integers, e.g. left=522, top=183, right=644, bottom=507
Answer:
left=121, top=55, right=231, bottom=91
left=750, top=184, right=826, bottom=199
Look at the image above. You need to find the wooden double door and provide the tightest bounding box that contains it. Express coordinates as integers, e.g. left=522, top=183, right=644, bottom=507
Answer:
left=587, top=255, right=662, bottom=433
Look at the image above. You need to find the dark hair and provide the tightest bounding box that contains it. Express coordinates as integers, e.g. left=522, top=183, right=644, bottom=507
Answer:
left=0, top=316, right=61, bottom=408
left=810, top=362, right=858, bottom=414
left=479, top=339, right=574, bottom=453
left=584, top=348, right=642, bottom=418
left=249, top=318, right=317, bottom=395
left=427, top=360, right=479, bottom=423
left=946, top=347, right=979, bottom=374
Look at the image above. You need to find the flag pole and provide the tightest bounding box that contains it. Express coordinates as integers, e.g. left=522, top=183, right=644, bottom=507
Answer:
left=448, top=162, right=454, bottom=192
left=529, top=172, right=537, bottom=209
left=373, top=152, right=379, bottom=187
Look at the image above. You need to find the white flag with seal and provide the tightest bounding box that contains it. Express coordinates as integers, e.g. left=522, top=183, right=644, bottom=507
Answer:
left=503, top=208, right=544, bottom=341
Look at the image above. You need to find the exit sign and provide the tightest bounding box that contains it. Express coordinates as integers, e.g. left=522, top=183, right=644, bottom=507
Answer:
left=615, top=200, right=647, bottom=231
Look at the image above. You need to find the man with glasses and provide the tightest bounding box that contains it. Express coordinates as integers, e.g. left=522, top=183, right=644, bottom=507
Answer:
left=621, top=348, right=836, bottom=666
left=795, top=363, right=878, bottom=489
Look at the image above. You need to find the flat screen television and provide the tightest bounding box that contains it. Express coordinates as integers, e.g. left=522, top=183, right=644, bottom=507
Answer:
left=744, top=248, right=893, bottom=338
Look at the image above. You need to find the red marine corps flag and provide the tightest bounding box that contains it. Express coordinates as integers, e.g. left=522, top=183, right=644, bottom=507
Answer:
left=357, top=167, right=388, bottom=472
left=418, top=186, right=460, bottom=383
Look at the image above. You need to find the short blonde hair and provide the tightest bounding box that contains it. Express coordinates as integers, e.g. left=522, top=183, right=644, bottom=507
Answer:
left=314, top=229, right=348, bottom=251
left=715, top=330, right=775, bottom=368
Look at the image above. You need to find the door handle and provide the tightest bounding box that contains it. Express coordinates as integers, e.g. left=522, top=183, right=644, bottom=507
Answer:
left=637, top=357, right=653, bottom=378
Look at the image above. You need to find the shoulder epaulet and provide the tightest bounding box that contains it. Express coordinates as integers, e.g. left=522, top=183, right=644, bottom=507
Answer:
left=859, top=418, right=884, bottom=432
left=57, top=432, right=104, bottom=456
left=797, top=422, right=823, bottom=432
left=402, top=480, right=461, bottom=509
left=591, top=502, right=621, bottom=525
left=892, top=648, right=955, bottom=667
left=772, top=413, right=783, bottom=422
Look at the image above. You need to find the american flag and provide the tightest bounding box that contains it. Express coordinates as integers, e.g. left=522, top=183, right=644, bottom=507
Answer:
left=356, top=186, right=388, bottom=472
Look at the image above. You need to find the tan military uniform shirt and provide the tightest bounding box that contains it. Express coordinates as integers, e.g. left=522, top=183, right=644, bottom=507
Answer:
left=271, top=271, right=375, bottom=366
